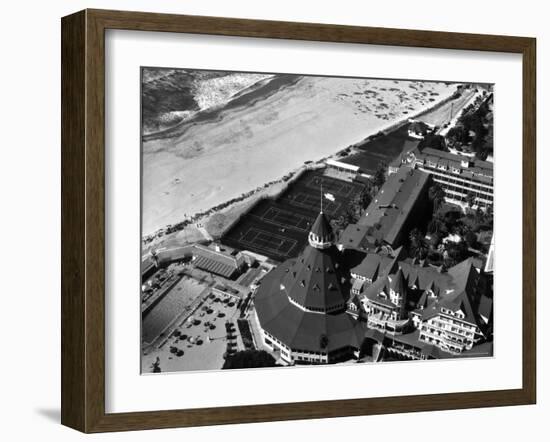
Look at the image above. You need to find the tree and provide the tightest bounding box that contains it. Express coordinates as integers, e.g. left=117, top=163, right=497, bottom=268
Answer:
left=151, top=357, right=161, bottom=373
left=428, top=184, right=445, bottom=214
left=222, top=350, right=278, bottom=370
left=418, top=133, right=446, bottom=151
left=373, top=162, right=388, bottom=188
left=444, top=241, right=469, bottom=267
left=338, top=185, right=373, bottom=229
left=427, top=216, right=446, bottom=236
left=409, top=228, right=428, bottom=260
left=357, top=186, right=373, bottom=209
left=464, top=230, right=478, bottom=249
left=465, top=192, right=476, bottom=208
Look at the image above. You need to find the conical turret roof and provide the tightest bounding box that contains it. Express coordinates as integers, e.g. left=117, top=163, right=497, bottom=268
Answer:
left=280, top=244, right=349, bottom=313
left=390, top=267, right=407, bottom=295
left=310, top=212, right=332, bottom=239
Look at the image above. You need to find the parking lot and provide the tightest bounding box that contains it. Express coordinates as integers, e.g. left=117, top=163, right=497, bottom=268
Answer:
left=142, top=290, right=245, bottom=373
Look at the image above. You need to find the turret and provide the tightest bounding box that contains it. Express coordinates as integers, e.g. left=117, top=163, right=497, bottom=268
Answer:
left=308, top=212, right=334, bottom=249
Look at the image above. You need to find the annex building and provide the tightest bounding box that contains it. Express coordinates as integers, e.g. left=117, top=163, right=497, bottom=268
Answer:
left=390, top=147, right=493, bottom=209
left=340, top=166, right=431, bottom=251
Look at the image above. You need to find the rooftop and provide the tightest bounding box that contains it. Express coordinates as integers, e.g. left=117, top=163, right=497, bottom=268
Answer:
left=341, top=167, right=430, bottom=249
left=255, top=264, right=366, bottom=353
left=355, top=255, right=491, bottom=331
left=416, top=147, right=493, bottom=183
left=310, top=212, right=333, bottom=240
left=192, top=244, right=242, bottom=278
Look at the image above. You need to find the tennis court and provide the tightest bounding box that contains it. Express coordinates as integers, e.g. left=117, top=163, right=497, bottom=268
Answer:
left=221, top=169, right=367, bottom=261
left=282, top=191, right=341, bottom=215
left=307, top=175, right=356, bottom=197
left=260, top=207, right=314, bottom=231
left=239, top=228, right=298, bottom=257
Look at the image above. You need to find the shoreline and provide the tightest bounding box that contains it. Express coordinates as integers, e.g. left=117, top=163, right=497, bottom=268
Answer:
left=142, top=78, right=459, bottom=238
left=142, top=74, right=302, bottom=142
left=142, top=90, right=462, bottom=243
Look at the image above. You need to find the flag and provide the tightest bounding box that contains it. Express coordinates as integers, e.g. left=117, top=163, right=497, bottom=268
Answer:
left=324, top=192, right=335, bottom=202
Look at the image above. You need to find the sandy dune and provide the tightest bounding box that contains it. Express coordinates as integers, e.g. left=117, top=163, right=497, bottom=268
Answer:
left=142, top=76, right=457, bottom=236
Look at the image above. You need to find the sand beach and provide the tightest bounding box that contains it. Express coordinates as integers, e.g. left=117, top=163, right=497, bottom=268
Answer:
left=142, top=75, right=458, bottom=236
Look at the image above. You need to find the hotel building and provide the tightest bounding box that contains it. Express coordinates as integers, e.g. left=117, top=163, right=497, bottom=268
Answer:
left=340, top=166, right=431, bottom=251
left=390, top=147, right=493, bottom=209
left=253, top=211, right=366, bottom=365
left=350, top=249, right=492, bottom=356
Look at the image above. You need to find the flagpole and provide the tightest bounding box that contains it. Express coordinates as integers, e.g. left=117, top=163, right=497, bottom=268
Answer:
left=320, top=183, right=323, bottom=213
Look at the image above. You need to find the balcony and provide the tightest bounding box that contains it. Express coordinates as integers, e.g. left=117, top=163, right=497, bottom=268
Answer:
left=368, top=312, right=410, bottom=334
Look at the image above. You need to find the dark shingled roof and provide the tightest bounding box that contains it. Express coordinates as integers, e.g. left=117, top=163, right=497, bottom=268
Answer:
left=280, top=245, right=348, bottom=312
left=310, top=212, right=332, bottom=239
left=340, top=167, right=430, bottom=249
left=350, top=247, right=405, bottom=280
left=255, top=265, right=366, bottom=353
left=358, top=255, right=491, bottom=332
left=411, top=259, right=491, bottom=332
left=415, top=147, right=493, bottom=184
left=390, top=268, right=407, bottom=294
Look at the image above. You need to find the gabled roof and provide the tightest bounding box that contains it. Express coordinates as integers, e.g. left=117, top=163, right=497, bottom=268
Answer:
left=390, top=268, right=407, bottom=294
left=415, top=291, right=435, bottom=310
left=447, top=257, right=477, bottom=293
left=350, top=254, right=384, bottom=280
left=424, top=280, right=438, bottom=295
left=358, top=255, right=489, bottom=329
left=340, top=167, right=430, bottom=249
left=351, top=278, right=365, bottom=293
left=417, top=288, right=485, bottom=329
left=350, top=246, right=406, bottom=281
left=363, top=277, right=396, bottom=309
left=408, top=272, right=420, bottom=288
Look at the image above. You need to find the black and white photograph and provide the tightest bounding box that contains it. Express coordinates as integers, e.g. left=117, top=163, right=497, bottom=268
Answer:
left=140, top=68, right=495, bottom=374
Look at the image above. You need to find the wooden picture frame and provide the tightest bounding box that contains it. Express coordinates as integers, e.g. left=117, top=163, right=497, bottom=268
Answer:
left=61, top=8, right=536, bottom=433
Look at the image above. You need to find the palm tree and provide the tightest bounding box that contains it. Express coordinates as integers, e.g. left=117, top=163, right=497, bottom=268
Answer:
left=428, top=184, right=445, bottom=214
left=409, top=228, right=428, bottom=260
